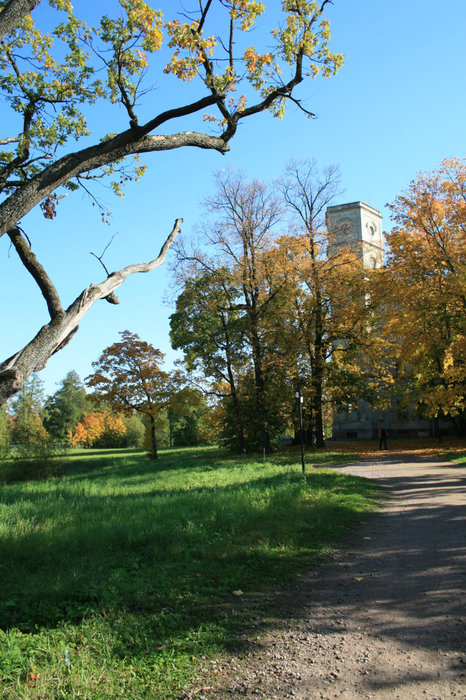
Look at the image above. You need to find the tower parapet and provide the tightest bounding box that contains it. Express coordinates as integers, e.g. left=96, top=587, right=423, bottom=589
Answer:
left=326, top=201, right=383, bottom=269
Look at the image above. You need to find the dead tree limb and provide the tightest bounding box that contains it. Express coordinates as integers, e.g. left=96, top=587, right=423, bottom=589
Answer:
left=0, top=218, right=182, bottom=404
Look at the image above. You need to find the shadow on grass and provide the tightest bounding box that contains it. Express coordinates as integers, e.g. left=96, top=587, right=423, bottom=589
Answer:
left=63, top=446, right=234, bottom=481
left=0, top=452, right=379, bottom=671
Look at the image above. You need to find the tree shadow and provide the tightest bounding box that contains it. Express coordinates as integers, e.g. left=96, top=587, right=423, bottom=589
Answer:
left=231, top=463, right=466, bottom=696
left=0, top=466, right=376, bottom=658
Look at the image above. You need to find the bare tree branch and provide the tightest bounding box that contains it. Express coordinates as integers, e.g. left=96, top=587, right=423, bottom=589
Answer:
left=0, top=218, right=182, bottom=403
left=0, top=136, right=20, bottom=146
left=90, top=233, right=118, bottom=277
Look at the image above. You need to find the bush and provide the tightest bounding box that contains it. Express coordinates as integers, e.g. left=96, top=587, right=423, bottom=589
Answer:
left=0, top=440, right=66, bottom=482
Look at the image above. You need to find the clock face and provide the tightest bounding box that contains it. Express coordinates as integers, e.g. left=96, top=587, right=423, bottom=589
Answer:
left=336, top=217, right=353, bottom=238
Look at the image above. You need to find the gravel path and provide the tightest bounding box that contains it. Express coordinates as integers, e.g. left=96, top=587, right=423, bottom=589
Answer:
left=189, top=457, right=466, bottom=699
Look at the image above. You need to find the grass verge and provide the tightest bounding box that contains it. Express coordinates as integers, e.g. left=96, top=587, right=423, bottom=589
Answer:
left=0, top=446, right=380, bottom=698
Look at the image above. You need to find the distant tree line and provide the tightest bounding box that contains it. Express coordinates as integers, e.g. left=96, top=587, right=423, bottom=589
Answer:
left=0, top=363, right=217, bottom=466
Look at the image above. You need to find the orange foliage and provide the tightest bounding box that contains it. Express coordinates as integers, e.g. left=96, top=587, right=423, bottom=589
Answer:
left=384, top=157, right=466, bottom=419
left=68, top=410, right=126, bottom=447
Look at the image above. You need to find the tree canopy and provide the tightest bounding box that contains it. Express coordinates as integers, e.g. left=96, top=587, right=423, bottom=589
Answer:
left=383, top=157, right=466, bottom=428
left=0, top=0, right=343, bottom=404
left=85, top=330, right=170, bottom=458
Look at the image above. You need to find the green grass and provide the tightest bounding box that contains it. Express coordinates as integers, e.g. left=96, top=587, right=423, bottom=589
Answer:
left=0, top=446, right=380, bottom=698
left=440, top=451, right=466, bottom=464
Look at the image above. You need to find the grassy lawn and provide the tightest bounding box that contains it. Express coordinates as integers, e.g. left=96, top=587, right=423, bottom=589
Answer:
left=0, top=445, right=381, bottom=698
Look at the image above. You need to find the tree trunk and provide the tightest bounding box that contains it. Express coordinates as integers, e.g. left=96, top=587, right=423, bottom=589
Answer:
left=309, top=247, right=326, bottom=448
left=149, top=414, right=158, bottom=460
left=0, top=0, right=41, bottom=42
left=229, top=381, right=246, bottom=453
left=222, top=314, right=246, bottom=453
left=250, top=328, right=272, bottom=454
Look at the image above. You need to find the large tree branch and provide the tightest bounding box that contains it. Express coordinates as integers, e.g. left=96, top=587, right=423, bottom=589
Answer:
left=0, top=0, right=40, bottom=41
left=7, top=226, right=63, bottom=318
left=0, top=218, right=182, bottom=404
left=0, top=94, right=228, bottom=236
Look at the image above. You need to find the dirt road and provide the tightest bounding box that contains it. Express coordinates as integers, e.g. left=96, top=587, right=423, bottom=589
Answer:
left=193, top=457, right=466, bottom=699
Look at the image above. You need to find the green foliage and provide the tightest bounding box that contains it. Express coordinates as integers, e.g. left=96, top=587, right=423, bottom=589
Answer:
left=0, top=374, right=65, bottom=481
left=0, top=405, right=11, bottom=454
left=43, top=370, right=88, bottom=441
left=168, top=388, right=216, bottom=446
left=122, top=411, right=145, bottom=447
left=9, top=375, right=48, bottom=451
left=0, top=445, right=379, bottom=698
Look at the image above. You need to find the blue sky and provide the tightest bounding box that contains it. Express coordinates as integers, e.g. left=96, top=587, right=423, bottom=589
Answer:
left=1, top=0, right=465, bottom=397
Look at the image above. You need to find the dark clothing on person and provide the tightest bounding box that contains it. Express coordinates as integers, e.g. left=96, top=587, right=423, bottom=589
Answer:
left=379, top=427, right=388, bottom=450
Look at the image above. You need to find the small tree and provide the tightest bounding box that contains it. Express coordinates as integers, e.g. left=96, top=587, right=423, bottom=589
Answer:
left=44, top=370, right=88, bottom=441
left=10, top=373, right=46, bottom=445
left=86, top=330, right=169, bottom=459
left=5, top=374, right=61, bottom=480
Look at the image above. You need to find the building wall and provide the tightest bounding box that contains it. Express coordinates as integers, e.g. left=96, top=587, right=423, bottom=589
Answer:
left=326, top=201, right=384, bottom=269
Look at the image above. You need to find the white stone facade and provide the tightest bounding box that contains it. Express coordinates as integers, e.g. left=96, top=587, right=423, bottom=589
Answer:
left=325, top=201, right=384, bottom=269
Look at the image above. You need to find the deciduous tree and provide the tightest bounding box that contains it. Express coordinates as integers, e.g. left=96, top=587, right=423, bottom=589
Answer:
left=278, top=159, right=342, bottom=446
left=85, top=330, right=170, bottom=458
left=175, top=170, right=285, bottom=452
left=384, top=157, right=466, bottom=431
left=0, top=0, right=343, bottom=404
left=9, top=372, right=49, bottom=446
left=68, top=409, right=126, bottom=448
left=170, top=268, right=247, bottom=451
left=43, top=370, right=87, bottom=441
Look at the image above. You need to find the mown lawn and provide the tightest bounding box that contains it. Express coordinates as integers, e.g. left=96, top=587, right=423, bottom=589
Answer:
left=0, top=445, right=382, bottom=698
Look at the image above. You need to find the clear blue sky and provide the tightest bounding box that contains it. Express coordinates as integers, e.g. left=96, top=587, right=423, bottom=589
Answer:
left=1, top=0, right=465, bottom=397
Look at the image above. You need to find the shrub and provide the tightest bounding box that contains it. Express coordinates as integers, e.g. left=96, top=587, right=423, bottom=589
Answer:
left=0, top=439, right=66, bottom=482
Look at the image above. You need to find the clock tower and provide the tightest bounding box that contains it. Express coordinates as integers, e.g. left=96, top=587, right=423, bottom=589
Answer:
left=325, top=200, right=437, bottom=440
left=325, top=201, right=384, bottom=269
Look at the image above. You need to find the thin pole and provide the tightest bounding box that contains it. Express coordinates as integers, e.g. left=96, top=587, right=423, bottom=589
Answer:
left=297, top=386, right=305, bottom=473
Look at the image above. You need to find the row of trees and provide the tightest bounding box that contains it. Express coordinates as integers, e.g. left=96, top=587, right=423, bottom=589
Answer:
left=169, top=158, right=465, bottom=452
left=3, top=156, right=462, bottom=462
left=1, top=356, right=217, bottom=460
left=170, top=161, right=377, bottom=452
left=0, top=371, right=143, bottom=454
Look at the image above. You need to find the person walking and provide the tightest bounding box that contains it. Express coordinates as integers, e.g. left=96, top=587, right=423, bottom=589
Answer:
left=379, top=423, right=388, bottom=450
